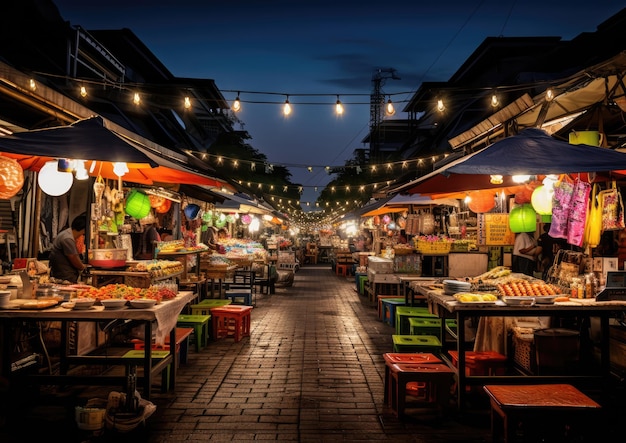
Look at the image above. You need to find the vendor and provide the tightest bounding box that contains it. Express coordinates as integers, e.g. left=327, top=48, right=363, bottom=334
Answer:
left=217, top=227, right=229, bottom=240
left=49, top=214, right=87, bottom=283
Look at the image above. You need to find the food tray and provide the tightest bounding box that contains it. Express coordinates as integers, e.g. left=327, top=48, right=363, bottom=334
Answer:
left=502, top=296, right=535, bottom=306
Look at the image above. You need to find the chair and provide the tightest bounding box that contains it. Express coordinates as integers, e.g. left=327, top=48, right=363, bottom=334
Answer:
left=227, top=270, right=256, bottom=306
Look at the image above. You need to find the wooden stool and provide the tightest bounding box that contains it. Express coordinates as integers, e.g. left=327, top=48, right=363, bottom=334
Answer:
left=383, top=353, right=442, bottom=406
left=483, top=384, right=601, bottom=443
left=122, top=349, right=172, bottom=393
left=392, top=334, right=441, bottom=353
left=225, top=289, right=252, bottom=306
left=210, top=305, right=252, bottom=342
left=176, top=314, right=211, bottom=351
left=388, top=363, right=455, bottom=418
left=191, top=299, right=231, bottom=316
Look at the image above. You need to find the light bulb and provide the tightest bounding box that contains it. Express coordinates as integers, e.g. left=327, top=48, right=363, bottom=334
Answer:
left=437, top=99, right=445, bottom=112
left=113, top=162, right=129, bottom=177
left=385, top=98, right=395, bottom=116
left=133, top=92, right=141, bottom=105
left=232, top=95, right=241, bottom=112
left=73, top=160, right=89, bottom=180
left=490, top=94, right=499, bottom=108
left=336, top=99, right=344, bottom=115
left=184, top=96, right=191, bottom=109
left=283, top=99, right=291, bottom=116
left=80, top=86, right=87, bottom=98
left=38, top=160, right=73, bottom=196
left=512, top=175, right=530, bottom=183
left=546, top=89, right=554, bottom=101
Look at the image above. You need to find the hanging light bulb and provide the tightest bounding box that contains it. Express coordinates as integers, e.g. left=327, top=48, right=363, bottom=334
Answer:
left=283, top=96, right=291, bottom=116
left=545, top=88, right=554, bottom=102
left=437, top=99, right=445, bottom=113
left=73, top=159, right=89, bottom=180
left=385, top=96, right=395, bottom=116
left=335, top=96, right=344, bottom=115
left=29, top=79, right=37, bottom=91
left=38, top=160, right=73, bottom=196
left=490, top=174, right=503, bottom=185
left=113, top=162, right=129, bottom=177
left=512, top=175, right=531, bottom=183
left=80, top=86, right=88, bottom=98
left=133, top=92, right=141, bottom=105
left=232, top=93, right=241, bottom=112
left=490, top=93, right=499, bottom=108
left=184, top=96, right=191, bottom=109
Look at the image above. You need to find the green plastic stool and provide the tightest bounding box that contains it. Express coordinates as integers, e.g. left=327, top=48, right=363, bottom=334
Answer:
left=392, top=334, right=442, bottom=353
left=409, top=317, right=442, bottom=339
left=177, top=314, right=210, bottom=351
left=395, top=306, right=437, bottom=335
left=122, top=349, right=171, bottom=392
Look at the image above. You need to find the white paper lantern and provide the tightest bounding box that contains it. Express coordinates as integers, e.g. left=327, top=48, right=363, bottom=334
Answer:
left=38, top=160, right=73, bottom=196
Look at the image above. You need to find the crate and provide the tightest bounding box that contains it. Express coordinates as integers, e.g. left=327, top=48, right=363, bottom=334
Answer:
left=367, top=256, right=394, bottom=273
left=511, top=326, right=535, bottom=374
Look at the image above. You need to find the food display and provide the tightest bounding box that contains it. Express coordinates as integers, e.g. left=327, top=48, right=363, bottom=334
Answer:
left=77, top=283, right=177, bottom=303
left=126, top=260, right=184, bottom=277
left=496, top=280, right=559, bottom=297
left=454, top=293, right=498, bottom=303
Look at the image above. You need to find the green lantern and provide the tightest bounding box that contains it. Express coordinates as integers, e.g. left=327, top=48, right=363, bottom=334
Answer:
left=509, top=203, right=537, bottom=233
left=125, top=189, right=151, bottom=219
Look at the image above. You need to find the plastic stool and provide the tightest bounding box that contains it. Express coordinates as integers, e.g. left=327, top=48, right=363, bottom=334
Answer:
left=131, top=327, right=194, bottom=366
left=409, top=317, right=442, bottom=339
left=191, top=300, right=231, bottom=316
left=392, top=335, right=442, bottom=353
left=335, top=263, right=351, bottom=277
left=383, top=353, right=442, bottom=405
left=176, top=314, right=211, bottom=351
left=355, top=273, right=368, bottom=295
left=382, top=299, right=406, bottom=327
left=377, top=296, right=404, bottom=321
left=225, top=289, right=252, bottom=306
left=388, top=363, right=455, bottom=418
left=395, top=306, right=437, bottom=335
left=210, top=305, right=252, bottom=342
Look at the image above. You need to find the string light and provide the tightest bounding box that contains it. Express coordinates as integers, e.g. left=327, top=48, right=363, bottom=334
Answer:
left=29, top=79, right=36, bottom=91
left=232, top=92, right=241, bottom=112
left=335, top=96, right=344, bottom=115
left=133, top=92, right=141, bottom=105
left=385, top=96, right=395, bottom=116
left=184, top=96, right=192, bottom=109
left=545, top=88, right=554, bottom=101
left=490, top=93, right=499, bottom=108
left=283, top=95, right=291, bottom=116
left=80, top=86, right=87, bottom=98
left=437, top=98, right=445, bottom=113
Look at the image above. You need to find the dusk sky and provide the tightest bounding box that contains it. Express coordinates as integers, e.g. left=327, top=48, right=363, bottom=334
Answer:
left=52, top=0, right=623, bottom=209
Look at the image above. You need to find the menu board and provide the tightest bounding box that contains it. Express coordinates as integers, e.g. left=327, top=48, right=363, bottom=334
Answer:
left=478, top=214, right=515, bottom=245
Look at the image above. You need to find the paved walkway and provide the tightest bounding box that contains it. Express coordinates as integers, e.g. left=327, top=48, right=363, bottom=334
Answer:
left=3, top=265, right=624, bottom=442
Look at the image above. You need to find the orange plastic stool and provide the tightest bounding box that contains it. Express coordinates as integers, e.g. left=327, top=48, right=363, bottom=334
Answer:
left=387, top=363, right=455, bottom=418
left=449, top=350, right=507, bottom=393
left=210, top=305, right=253, bottom=342
left=383, top=353, right=442, bottom=406
left=335, top=263, right=351, bottom=276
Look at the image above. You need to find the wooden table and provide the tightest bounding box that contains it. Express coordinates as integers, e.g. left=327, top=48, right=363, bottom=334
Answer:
left=415, top=284, right=626, bottom=410
left=157, top=249, right=208, bottom=281
left=200, top=264, right=238, bottom=298
left=0, top=291, right=195, bottom=399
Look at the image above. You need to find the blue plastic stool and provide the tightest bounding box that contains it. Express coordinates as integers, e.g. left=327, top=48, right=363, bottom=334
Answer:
left=382, top=299, right=405, bottom=327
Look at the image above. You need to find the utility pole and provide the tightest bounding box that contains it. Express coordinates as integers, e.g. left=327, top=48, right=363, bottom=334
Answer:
left=370, top=68, right=400, bottom=160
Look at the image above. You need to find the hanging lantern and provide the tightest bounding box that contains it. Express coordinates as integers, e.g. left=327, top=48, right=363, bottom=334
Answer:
left=373, top=215, right=381, bottom=226
left=382, top=214, right=391, bottom=224
left=155, top=199, right=171, bottom=214
left=388, top=221, right=397, bottom=230
left=38, top=160, right=73, bottom=196
left=241, top=214, right=252, bottom=225
left=468, top=190, right=496, bottom=213
left=531, top=185, right=553, bottom=215
left=183, top=203, right=201, bottom=220
left=214, top=216, right=227, bottom=228
left=148, top=194, right=165, bottom=208
left=225, top=214, right=235, bottom=224
left=514, top=183, right=538, bottom=204
left=0, top=155, right=24, bottom=199
left=124, top=189, right=151, bottom=219
left=509, top=203, right=537, bottom=233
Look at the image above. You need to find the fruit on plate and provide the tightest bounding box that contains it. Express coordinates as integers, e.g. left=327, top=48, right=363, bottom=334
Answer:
left=454, top=293, right=498, bottom=303
left=496, top=280, right=558, bottom=297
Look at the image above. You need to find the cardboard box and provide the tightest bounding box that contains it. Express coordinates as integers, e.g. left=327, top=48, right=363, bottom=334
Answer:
left=367, top=256, right=394, bottom=273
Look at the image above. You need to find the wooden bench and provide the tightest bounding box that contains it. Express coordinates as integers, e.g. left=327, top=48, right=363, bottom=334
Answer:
left=483, top=384, right=601, bottom=443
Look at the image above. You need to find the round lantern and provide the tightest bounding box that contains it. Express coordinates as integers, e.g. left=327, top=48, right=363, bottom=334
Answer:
left=241, top=214, right=252, bottom=225
left=531, top=185, right=553, bottom=215
left=388, top=221, right=397, bottom=231
left=468, top=190, right=495, bottom=213
left=214, top=217, right=226, bottom=228
left=149, top=194, right=165, bottom=208
left=225, top=214, right=235, bottom=224
left=373, top=215, right=381, bottom=226
left=382, top=214, right=391, bottom=225
left=38, top=160, right=73, bottom=196
left=0, top=156, right=25, bottom=199
left=124, top=189, right=151, bottom=219
left=514, top=184, right=536, bottom=204
left=509, top=203, right=537, bottom=233
left=183, top=203, right=201, bottom=220
left=155, top=198, right=171, bottom=214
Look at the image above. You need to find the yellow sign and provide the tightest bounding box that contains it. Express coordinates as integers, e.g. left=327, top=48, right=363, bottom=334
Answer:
left=482, top=214, right=515, bottom=245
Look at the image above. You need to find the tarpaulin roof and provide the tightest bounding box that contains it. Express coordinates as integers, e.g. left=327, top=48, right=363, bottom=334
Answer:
left=397, top=128, right=626, bottom=195
left=361, top=193, right=460, bottom=217
left=0, top=116, right=227, bottom=186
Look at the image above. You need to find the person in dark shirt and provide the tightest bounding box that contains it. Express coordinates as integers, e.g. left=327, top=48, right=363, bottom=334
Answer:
left=49, top=214, right=87, bottom=283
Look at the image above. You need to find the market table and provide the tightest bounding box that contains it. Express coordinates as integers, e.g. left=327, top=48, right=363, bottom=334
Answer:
left=0, top=291, right=195, bottom=399
left=415, top=284, right=626, bottom=410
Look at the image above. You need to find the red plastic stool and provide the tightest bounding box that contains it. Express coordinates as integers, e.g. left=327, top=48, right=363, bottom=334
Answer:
left=335, top=263, right=351, bottom=276
left=388, top=363, right=455, bottom=418
left=383, top=353, right=442, bottom=406
left=210, top=305, right=252, bottom=342
left=449, top=350, right=507, bottom=393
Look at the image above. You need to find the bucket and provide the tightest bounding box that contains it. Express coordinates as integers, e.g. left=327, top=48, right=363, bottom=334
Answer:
left=568, top=130, right=604, bottom=147
left=534, top=328, right=580, bottom=375
left=0, top=290, right=10, bottom=308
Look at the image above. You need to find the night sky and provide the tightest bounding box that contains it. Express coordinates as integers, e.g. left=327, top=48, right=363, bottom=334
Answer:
left=52, top=0, right=623, bottom=209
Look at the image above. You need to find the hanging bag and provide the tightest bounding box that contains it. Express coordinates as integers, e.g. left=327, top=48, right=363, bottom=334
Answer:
left=549, top=175, right=575, bottom=239
left=566, top=178, right=591, bottom=247
left=600, top=181, right=626, bottom=231
left=584, top=183, right=602, bottom=248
